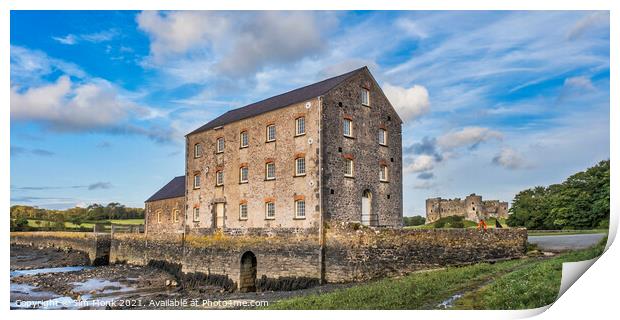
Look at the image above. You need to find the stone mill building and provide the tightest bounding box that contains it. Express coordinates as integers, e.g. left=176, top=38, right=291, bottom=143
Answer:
left=145, top=66, right=403, bottom=235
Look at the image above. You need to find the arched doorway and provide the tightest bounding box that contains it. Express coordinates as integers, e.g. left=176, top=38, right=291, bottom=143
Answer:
left=361, top=189, right=372, bottom=226
left=239, top=251, right=257, bottom=292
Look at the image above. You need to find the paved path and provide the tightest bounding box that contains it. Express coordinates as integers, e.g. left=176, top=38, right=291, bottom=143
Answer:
left=527, top=233, right=606, bottom=251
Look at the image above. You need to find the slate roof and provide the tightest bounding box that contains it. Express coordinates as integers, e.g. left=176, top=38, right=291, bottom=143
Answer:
left=188, top=66, right=367, bottom=135
left=145, top=176, right=185, bottom=202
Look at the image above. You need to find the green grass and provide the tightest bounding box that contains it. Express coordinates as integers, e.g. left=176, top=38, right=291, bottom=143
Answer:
left=24, top=218, right=143, bottom=230
left=406, top=217, right=507, bottom=230
left=266, top=259, right=536, bottom=310
left=266, top=238, right=606, bottom=310
left=453, top=237, right=606, bottom=309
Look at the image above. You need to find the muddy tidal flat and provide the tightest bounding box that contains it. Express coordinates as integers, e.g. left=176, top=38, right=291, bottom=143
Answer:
left=10, top=244, right=352, bottom=310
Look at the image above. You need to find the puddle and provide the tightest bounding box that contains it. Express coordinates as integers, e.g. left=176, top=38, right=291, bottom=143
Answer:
left=10, top=266, right=93, bottom=278
left=10, top=266, right=133, bottom=310
left=437, top=293, right=463, bottom=309
left=71, top=279, right=134, bottom=294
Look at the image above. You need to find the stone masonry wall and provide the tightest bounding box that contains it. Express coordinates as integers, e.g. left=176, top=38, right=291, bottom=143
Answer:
left=110, top=231, right=320, bottom=291
left=321, top=69, right=403, bottom=227
left=145, top=196, right=185, bottom=235
left=185, top=99, right=321, bottom=231
left=324, top=224, right=527, bottom=283
left=426, top=194, right=509, bottom=223
left=10, top=232, right=111, bottom=266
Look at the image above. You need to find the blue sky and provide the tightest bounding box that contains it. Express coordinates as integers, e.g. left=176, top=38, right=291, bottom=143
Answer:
left=10, top=11, right=610, bottom=215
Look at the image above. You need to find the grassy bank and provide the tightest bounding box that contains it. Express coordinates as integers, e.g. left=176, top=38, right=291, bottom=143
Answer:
left=453, top=237, right=606, bottom=309
left=21, top=218, right=144, bottom=231
left=266, top=238, right=606, bottom=310
left=406, top=217, right=507, bottom=230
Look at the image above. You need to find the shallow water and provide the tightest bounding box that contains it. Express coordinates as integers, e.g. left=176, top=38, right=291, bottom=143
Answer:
left=10, top=266, right=93, bottom=278
left=437, top=293, right=463, bottom=309
left=10, top=266, right=134, bottom=310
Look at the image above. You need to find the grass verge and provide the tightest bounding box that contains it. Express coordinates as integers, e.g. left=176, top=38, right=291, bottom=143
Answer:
left=265, top=237, right=606, bottom=310
left=452, top=236, right=606, bottom=310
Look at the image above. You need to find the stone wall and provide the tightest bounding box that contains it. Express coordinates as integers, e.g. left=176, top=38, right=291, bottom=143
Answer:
left=185, top=99, right=322, bottom=230
left=10, top=232, right=111, bottom=266
left=323, top=224, right=527, bottom=283
left=321, top=69, right=403, bottom=227
left=110, top=231, right=321, bottom=291
left=145, top=196, right=185, bottom=235
left=426, top=194, right=509, bottom=223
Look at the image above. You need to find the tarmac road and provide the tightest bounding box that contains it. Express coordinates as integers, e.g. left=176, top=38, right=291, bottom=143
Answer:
left=527, top=233, right=607, bottom=251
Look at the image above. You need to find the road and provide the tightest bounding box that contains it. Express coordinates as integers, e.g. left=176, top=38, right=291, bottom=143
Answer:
left=527, top=233, right=607, bottom=251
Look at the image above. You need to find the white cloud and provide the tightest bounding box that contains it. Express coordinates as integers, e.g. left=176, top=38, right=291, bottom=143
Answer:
left=52, top=29, right=118, bottom=45
left=136, top=11, right=331, bottom=78
left=437, top=127, right=503, bottom=150
left=492, top=147, right=528, bottom=170
left=383, top=83, right=430, bottom=123
left=11, top=76, right=131, bottom=130
left=564, top=76, right=595, bottom=91
left=404, top=155, right=435, bottom=173
left=11, top=45, right=86, bottom=84
left=395, top=18, right=428, bottom=39
left=52, top=34, right=77, bottom=45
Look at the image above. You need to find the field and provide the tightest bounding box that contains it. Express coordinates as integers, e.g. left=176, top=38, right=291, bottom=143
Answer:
left=24, top=218, right=144, bottom=230
left=265, top=237, right=606, bottom=310
left=405, top=217, right=507, bottom=229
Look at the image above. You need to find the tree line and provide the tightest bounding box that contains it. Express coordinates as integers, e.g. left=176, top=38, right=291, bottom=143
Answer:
left=10, top=202, right=144, bottom=230
left=507, top=160, right=609, bottom=230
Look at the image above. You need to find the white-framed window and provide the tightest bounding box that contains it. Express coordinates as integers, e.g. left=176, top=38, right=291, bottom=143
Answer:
left=216, top=137, right=225, bottom=153
left=295, top=200, right=306, bottom=219
left=343, top=119, right=353, bottom=137
left=240, top=131, right=249, bottom=148
left=380, top=165, right=389, bottom=182
left=265, top=162, right=276, bottom=180
left=345, top=158, right=354, bottom=177
left=295, top=117, right=305, bottom=136
left=193, top=174, right=201, bottom=189
left=216, top=170, right=224, bottom=186
left=361, top=88, right=370, bottom=106
left=266, top=125, right=276, bottom=142
left=239, top=203, right=248, bottom=220
left=156, top=210, right=162, bottom=223
left=193, top=208, right=199, bottom=221
left=194, top=143, right=202, bottom=158
left=378, top=128, right=387, bottom=146
left=295, top=157, right=306, bottom=176
left=265, top=202, right=275, bottom=219
left=240, top=166, right=249, bottom=183
left=173, top=209, right=179, bottom=222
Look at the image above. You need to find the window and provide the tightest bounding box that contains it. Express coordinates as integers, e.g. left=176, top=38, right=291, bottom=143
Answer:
left=240, top=131, right=249, bottom=148
left=156, top=210, right=162, bottom=223
left=380, top=165, right=389, bottom=182
left=216, top=170, right=224, bottom=186
left=193, top=174, right=201, bottom=189
left=239, top=203, right=248, bottom=220
left=295, top=200, right=306, bottom=219
left=194, top=143, right=202, bottom=158
left=345, top=158, right=354, bottom=177
left=266, top=125, right=276, bottom=142
left=265, top=162, right=276, bottom=180
left=378, top=129, right=387, bottom=146
left=295, top=157, right=306, bottom=176
left=265, top=202, right=275, bottom=219
left=239, top=166, right=249, bottom=183
left=343, top=119, right=353, bottom=137
left=216, top=137, right=225, bottom=153
left=173, top=209, right=179, bottom=222
left=295, top=117, right=305, bottom=136
left=193, top=208, right=199, bottom=221
left=361, top=88, right=370, bottom=106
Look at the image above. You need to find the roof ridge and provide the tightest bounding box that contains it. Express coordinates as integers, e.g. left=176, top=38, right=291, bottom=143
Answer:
left=187, top=66, right=367, bottom=135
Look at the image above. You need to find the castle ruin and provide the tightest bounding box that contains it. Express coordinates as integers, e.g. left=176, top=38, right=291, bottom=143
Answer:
left=425, top=194, right=509, bottom=224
